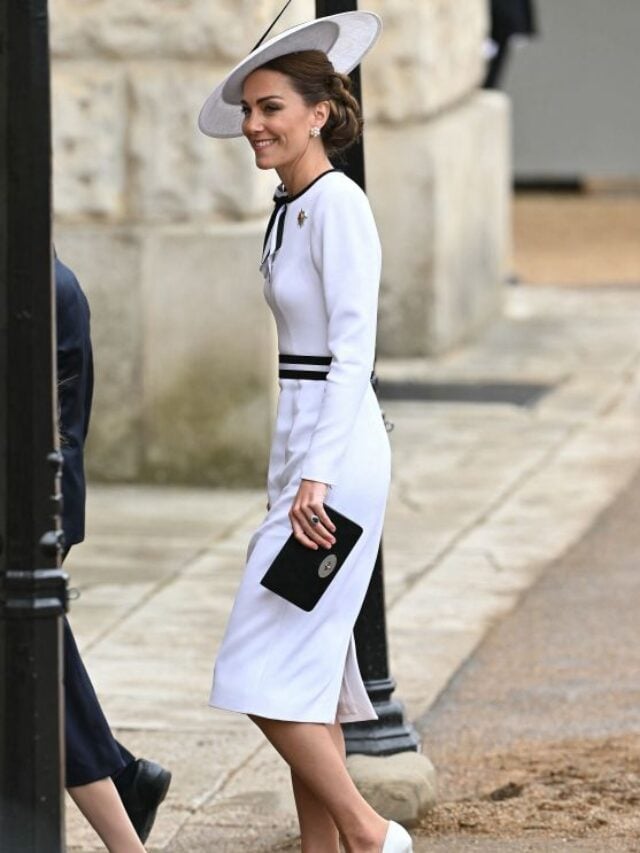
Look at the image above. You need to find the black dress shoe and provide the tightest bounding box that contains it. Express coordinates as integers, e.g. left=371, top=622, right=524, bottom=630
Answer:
left=115, top=758, right=172, bottom=843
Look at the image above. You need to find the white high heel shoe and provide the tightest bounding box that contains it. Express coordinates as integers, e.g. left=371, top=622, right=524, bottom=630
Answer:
left=382, top=820, right=413, bottom=852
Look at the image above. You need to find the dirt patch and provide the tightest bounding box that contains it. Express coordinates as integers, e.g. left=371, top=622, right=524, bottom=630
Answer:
left=416, top=735, right=640, bottom=847
left=513, top=191, right=640, bottom=286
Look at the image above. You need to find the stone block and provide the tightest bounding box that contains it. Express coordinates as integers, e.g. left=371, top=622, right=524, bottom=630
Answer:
left=128, top=63, right=274, bottom=222
left=55, top=222, right=279, bottom=487
left=347, top=752, right=437, bottom=827
left=363, top=0, right=487, bottom=123
left=141, top=222, right=276, bottom=486
left=369, top=91, right=511, bottom=357
left=52, top=64, right=127, bottom=220
left=50, top=0, right=314, bottom=61
left=53, top=228, right=144, bottom=481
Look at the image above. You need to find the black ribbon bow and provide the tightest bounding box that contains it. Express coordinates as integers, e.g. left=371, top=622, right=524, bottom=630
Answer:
left=262, top=183, right=289, bottom=257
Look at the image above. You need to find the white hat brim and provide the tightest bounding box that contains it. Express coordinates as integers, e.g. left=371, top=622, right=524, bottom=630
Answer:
left=198, top=11, right=382, bottom=139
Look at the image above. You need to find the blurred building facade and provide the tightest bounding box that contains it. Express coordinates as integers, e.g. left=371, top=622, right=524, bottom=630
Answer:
left=502, top=0, right=640, bottom=180
left=52, top=0, right=510, bottom=485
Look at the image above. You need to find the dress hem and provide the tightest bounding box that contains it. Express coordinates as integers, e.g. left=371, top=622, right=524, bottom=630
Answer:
left=208, top=698, right=378, bottom=725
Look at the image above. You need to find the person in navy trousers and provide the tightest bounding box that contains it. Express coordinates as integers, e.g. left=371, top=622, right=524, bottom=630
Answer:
left=56, top=256, right=171, bottom=849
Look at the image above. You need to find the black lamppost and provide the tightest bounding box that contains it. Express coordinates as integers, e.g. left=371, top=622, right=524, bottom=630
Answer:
left=315, top=0, right=419, bottom=756
left=0, top=1, right=67, bottom=849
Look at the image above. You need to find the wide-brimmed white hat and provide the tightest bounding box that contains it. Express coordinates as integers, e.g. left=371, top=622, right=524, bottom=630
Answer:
left=198, top=11, right=382, bottom=139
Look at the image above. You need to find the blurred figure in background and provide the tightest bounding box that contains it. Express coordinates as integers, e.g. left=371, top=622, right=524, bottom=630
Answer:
left=484, top=0, right=537, bottom=88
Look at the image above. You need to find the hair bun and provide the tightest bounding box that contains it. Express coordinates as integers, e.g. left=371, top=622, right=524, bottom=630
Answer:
left=322, top=71, right=363, bottom=154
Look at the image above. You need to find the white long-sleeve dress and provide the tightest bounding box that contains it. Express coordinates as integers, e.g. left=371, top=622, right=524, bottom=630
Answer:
left=209, top=169, right=391, bottom=723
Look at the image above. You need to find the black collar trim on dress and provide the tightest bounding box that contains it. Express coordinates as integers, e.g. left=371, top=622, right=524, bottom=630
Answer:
left=281, top=168, right=339, bottom=204
left=262, top=169, right=339, bottom=255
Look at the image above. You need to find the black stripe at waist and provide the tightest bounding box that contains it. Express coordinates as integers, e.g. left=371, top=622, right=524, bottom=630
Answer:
left=278, top=354, right=332, bottom=366
left=278, top=353, right=331, bottom=381
left=277, top=354, right=376, bottom=383
left=279, top=369, right=329, bottom=380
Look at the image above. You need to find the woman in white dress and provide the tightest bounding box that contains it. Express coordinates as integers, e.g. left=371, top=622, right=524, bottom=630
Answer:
left=199, top=12, right=412, bottom=853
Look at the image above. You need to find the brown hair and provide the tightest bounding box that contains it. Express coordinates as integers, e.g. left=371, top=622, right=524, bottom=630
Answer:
left=258, top=50, right=363, bottom=155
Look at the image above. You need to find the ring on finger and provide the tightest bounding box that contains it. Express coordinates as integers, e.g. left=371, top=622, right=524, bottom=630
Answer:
left=310, top=514, right=320, bottom=526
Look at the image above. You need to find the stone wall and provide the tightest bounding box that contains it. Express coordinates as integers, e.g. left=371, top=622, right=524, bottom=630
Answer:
left=369, top=91, right=511, bottom=356
left=51, top=0, right=310, bottom=484
left=51, top=0, right=510, bottom=485
left=363, top=0, right=510, bottom=356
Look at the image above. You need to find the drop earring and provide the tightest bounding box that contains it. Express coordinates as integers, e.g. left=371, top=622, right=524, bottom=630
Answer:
left=309, top=127, right=321, bottom=138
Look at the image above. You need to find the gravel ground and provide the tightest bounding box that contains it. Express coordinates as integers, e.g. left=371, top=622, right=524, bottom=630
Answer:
left=411, top=467, right=640, bottom=852
left=418, top=735, right=640, bottom=850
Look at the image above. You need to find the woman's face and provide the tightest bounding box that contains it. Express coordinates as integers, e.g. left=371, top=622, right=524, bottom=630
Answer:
left=241, top=68, right=321, bottom=171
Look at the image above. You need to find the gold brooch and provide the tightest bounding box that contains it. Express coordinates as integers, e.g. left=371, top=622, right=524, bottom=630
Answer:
left=297, top=210, right=308, bottom=228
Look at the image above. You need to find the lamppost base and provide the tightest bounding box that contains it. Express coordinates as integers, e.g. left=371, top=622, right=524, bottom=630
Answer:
left=343, top=678, right=420, bottom=757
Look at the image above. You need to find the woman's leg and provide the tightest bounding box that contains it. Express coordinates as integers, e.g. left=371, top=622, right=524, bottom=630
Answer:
left=68, top=777, right=146, bottom=853
left=291, top=723, right=345, bottom=852
left=292, top=770, right=340, bottom=853
left=251, top=716, right=387, bottom=853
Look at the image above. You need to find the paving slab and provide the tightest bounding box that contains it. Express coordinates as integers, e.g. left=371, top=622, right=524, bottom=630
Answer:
left=65, top=285, right=640, bottom=851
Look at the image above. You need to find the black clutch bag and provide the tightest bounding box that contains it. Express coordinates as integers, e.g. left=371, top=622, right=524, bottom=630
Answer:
left=260, top=505, right=363, bottom=612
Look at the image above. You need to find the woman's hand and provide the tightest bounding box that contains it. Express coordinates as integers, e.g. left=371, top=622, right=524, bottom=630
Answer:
left=289, top=479, right=337, bottom=550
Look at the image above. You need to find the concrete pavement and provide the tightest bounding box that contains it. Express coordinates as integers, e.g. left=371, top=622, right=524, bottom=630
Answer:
left=65, top=284, right=640, bottom=852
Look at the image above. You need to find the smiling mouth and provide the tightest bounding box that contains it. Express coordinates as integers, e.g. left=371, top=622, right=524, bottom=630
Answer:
left=252, top=139, right=277, bottom=151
